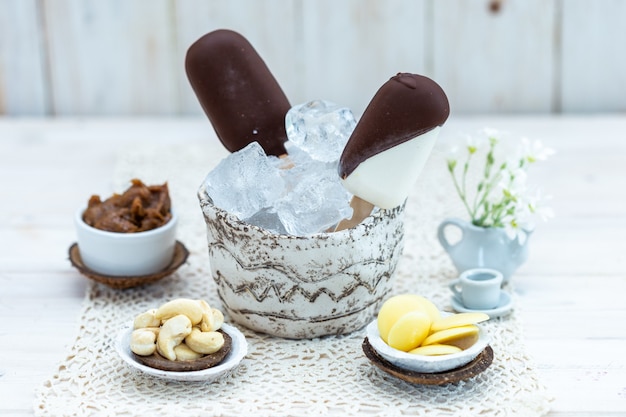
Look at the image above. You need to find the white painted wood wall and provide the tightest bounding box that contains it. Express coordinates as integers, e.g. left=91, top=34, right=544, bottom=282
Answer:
left=1, top=0, right=625, bottom=116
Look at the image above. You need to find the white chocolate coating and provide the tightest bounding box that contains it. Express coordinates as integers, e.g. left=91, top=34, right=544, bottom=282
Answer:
left=340, top=127, right=440, bottom=209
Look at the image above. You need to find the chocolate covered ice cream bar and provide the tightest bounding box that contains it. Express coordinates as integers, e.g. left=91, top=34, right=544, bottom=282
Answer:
left=186, top=29, right=291, bottom=156
left=339, top=73, right=450, bottom=210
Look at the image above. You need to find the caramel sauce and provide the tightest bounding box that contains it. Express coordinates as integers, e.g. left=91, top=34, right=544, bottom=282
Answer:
left=83, top=179, right=172, bottom=233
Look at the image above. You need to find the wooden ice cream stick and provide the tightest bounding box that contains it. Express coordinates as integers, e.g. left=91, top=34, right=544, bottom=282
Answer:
left=334, top=196, right=375, bottom=232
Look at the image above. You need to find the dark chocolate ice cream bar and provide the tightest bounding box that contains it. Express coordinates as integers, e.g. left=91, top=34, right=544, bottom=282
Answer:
left=186, top=29, right=291, bottom=156
left=339, top=73, right=449, bottom=179
left=336, top=73, right=449, bottom=211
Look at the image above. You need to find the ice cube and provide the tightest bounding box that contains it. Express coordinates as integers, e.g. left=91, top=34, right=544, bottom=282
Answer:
left=203, top=142, right=286, bottom=219
left=275, top=169, right=353, bottom=235
left=285, top=100, right=356, bottom=163
left=244, top=207, right=288, bottom=235
left=279, top=142, right=315, bottom=188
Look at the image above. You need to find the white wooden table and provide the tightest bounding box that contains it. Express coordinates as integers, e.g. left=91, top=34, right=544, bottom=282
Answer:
left=1, top=116, right=625, bottom=416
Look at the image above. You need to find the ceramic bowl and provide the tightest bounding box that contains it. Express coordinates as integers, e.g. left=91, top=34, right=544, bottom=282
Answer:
left=74, top=206, right=178, bottom=276
left=365, top=319, right=490, bottom=373
left=115, top=323, right=247, bottom=382
left=197, top=186, right=405, bottom=339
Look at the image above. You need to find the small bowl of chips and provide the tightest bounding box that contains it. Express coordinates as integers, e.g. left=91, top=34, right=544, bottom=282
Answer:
left=365, top=318, right=490, bottom=373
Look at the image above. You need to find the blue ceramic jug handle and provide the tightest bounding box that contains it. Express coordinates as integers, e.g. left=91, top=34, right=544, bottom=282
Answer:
left=437, top=218, right=467, bottom=251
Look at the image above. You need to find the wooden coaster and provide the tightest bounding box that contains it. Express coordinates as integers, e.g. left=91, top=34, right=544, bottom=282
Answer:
left=362, top=337, right=493, bottom=385
left=68, top=241, right=189, bottom=289
left=132, top=330, right=232, bottom=372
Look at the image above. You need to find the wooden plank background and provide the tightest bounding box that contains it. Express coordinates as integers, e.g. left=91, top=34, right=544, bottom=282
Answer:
left=1, top=0, right=625, bottom=117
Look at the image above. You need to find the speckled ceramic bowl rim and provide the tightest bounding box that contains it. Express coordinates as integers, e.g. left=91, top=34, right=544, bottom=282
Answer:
left=197, top=185, right=403, bottom=239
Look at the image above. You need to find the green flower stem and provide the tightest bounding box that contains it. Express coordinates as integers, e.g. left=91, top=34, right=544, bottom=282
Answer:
left=468, top=141, right=498, bottom=226
left=471, top=170, right=501, bottom=226
left=462, top=158, right=471, bottom=213
left=449, top=165, right=474, bottom=218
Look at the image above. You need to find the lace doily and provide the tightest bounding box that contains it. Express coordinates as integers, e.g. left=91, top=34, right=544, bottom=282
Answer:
left=35, top=144, right=552, bottom=416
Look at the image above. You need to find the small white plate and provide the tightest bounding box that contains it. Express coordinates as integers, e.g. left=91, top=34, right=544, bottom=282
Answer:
left=115, top=323, right=247, bottom=382
left=365, top=319, right=489, bottom=373
left=451, top=290, right=513, bottom=318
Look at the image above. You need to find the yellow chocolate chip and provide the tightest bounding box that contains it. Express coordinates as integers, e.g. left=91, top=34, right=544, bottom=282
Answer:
left=377, top=294, right=440, bottom=343
left=422, top=324, right=479, bottom=347
left=430, top=312, right=489, bottom=333
left=386, top=311, right=432, bottom=352
left=409, top=344, right=462, bottom=356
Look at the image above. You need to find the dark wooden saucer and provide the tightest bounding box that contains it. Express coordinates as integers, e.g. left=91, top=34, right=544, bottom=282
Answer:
left=132, top=330, right=232, bottom=372
left=68, top=241, right=189, bottom=289
left=362, top=337, right=493, bottom=385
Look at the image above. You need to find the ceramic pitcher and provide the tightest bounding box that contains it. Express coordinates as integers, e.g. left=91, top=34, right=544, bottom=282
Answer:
left=437, top=218, right=531, bottom=283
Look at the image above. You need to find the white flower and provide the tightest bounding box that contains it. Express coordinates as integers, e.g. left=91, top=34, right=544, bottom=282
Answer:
left=499, top=168, right=527, bottom=193
left=480, top=127, right=502, bottom=141
left=446, top=145, right=460, bottom=171
left=525, top=188, right=555, bottom=222
left=501, top=211, right=532, bottom=245
left=519, top=137, right=555, bottom=163
left=501, top=214, right=523, bottom=242
left=465, top=134, right=488, bottom=155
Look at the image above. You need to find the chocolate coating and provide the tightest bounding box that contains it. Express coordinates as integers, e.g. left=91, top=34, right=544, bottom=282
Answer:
left=185, top=29, right=291, bottom=156
left=339, top=73, right=449, bottom=178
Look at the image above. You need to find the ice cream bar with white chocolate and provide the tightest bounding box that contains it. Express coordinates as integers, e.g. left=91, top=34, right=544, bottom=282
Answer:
left=338, top=73, right=450, bottom=209
left=185, top=29, right=291, bottom=156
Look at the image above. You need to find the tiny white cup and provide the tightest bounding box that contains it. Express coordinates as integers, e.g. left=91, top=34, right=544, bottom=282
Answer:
left=74, top=207, right=177, bottom=276
left=449, top=268, right=503, bottom=310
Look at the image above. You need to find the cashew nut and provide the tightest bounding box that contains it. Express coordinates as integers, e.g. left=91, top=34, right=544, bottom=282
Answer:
left=198, top=300, right=224, bottom=332
left=174, top=343, right=204, bottom=361
left=156, top=314, right=192, bottom=361
left=141, top=326, right=160, bottom=338
left=210, top=308, right=224, bottom=331
left=133, top=309, right=160, bottom=329
left=130, top=329, right=157, bottom=356
left=155, top=299, right=203, bottom=325
left=197, top=300, right=214, bottom=332
left=185, top=327, right=224, bottom=354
